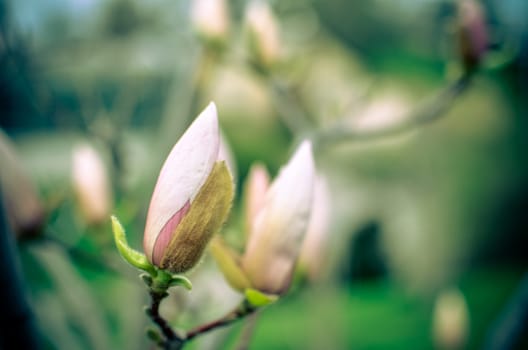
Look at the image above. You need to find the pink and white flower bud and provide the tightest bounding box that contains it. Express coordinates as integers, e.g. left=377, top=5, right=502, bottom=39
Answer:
left=72, top=144, right=112, bottom=225
left=245, top=0, right=281, bottom=68
left=0, top=130, right=44, bottom=238
left=458, top=0, right=488, bottom=71
left=143, top=102, right=234, bottom=273
left=191, top=0, right=230, bottom=44
left=242, top=141, right=315, bottom=294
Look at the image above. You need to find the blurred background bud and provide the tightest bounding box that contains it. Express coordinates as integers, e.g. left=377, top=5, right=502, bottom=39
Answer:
left=241, top=141, right=315, bottom=295
left=245, top=0, right=281, bottom=68
left=0, top=130, right=44, bottom=238
left=298, top=175, right=332, bottom=281
left=72, top=143, right=113, bottom=226
left=191, top=0, right=230, bottom=46
left=433, top=288, right=469, bottom=350
left=457, top=0, right=488, bottom=72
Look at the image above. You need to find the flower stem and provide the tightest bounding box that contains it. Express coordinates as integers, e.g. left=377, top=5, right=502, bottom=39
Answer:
left=146, top=290, right=184, bottom=350
left=185, top=299, right=257, bottom=342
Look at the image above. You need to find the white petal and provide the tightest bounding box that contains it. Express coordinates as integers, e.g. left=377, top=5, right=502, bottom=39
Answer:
left=144, top=102, right=220, bottom=261
left=298, top=176, right=332, bottom=280
left=244, top=163, right=270, bottom=240
left=242, top=140, right=315, bottom=294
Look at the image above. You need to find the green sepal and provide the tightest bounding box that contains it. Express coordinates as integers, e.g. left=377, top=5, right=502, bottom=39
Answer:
left=244, top=288, right=278, bottom=308
left=111, top=215, right=156, bottom=275
left=168, top=275, right=193, bottom=291
left=149, top=269, right=192, bottom=293
left=209, top=237, right=252, bottom=292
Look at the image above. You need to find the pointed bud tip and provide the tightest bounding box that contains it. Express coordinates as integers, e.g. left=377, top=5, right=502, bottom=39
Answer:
left=289, top=140, right=315, bottom=172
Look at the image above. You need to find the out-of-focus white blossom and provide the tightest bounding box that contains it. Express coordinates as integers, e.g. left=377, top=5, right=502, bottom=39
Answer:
left=191, top=0, right=230, bottom=44
left=457, top=0, right=488, bottom=71
left=72, top=143, right=113, bottom=225
left=433, top=288, right=469, bottom=350
left=211, top=141, right=316, bottom=295
left=245, top=0, right=281, bottom=68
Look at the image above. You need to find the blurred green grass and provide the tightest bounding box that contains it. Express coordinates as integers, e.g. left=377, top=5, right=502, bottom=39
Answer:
left=232, top=266, right=523, bottom=350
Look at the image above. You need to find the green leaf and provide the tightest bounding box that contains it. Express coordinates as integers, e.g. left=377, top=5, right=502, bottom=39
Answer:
left=111, top=215, right=156, bottom=275
left=244, top=288, right=278, bottom=308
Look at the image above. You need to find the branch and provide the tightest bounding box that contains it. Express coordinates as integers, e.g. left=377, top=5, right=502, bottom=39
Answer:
left=185, top=300, right=257, bottom=342
left=316, top=73, right=473, bottom=147
left=146, top=290, right=184, bottom=350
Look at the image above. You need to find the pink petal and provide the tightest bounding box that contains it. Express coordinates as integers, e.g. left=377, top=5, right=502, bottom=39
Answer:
left=152, top=201, right=191, bottom=266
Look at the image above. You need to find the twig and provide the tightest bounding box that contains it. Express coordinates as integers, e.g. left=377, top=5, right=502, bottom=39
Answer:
left=316, top=73, right=472, bottom=147
left=185, top=300, right=256, bottom=342
left=146, top=290, right=184, bottom=350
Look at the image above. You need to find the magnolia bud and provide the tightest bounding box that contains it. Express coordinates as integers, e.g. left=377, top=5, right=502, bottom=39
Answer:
left=191, top=0, right=230, bottom=45
left=72, top=144, right=113, bottom=225
left=143, top=102, right=234, bottom=273
left=0, top=130, right=44, bottom=237
left=212, top=141, right=315, bottom=296
left=244, top=141, right=315, bottom=294
left=457, top=0, right=488, bottom=72
left=433, top=288, right=469, bottom=350
left=245, top=0, right=281, bottom=68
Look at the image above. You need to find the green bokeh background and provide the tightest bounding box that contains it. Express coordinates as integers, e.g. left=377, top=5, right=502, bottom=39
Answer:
left=1, top=0, right=527, bottom=349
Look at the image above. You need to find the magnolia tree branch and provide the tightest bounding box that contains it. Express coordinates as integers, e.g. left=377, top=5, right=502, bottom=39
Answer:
left=251, top=56, right=473, bottom=148
left=315, top=73, right=473, bottom=147
left=145, top=286, right=257, bottom=349
left=185, top=300, right=257, bottom=342
left=147, top=291, right=181, bottom=344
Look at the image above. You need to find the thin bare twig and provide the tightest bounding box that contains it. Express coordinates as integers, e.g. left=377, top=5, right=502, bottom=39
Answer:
left=316, top=73, right=472, bottom=147
left=185, top=300, right=256, bottom=342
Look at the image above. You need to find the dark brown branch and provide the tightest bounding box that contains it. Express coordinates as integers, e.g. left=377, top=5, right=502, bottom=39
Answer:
left=185, top=301, right=256, bottom=342
left=146, top=290, right=184, bottom=350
